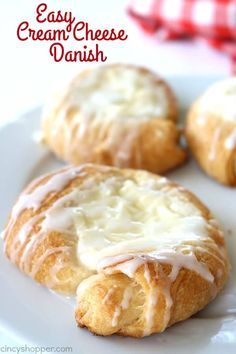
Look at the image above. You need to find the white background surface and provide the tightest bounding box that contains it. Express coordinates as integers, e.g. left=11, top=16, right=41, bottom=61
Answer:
left=0, top=0, right=231, bottom=126
left=0, top=0, right=234, bottom=349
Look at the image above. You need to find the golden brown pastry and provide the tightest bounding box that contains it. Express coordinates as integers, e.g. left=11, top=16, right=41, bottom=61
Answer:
left=42, top=64, right=186, bottom=173
left=186, top=78, right=236, bottom=186
left=2, top=164, right=229, bottom=337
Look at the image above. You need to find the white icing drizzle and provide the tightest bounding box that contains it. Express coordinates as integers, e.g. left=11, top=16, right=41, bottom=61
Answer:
left=3, top=166, right=84, bottom=243
left=112, top=307, right=121, bottom=327
left=10, top=189, right=78, bottom=270
left=195, top=245, right=226, bottom=267
left=121, top=286, right=133, bottom=309
left=102, top=257, right=146, bottom=278
left=143, top=285, right=159, bottom=336
left=77, top=277, right=134, bottom=328
left=47, top=255, right=70, bottom=288
left=43, top=65, right=171, bottom=168
left=24, top=196, right=81, bottom=274
left=225, top=128, right=236, bottom=150
left=3, top=166, right=92, bottom=280
left=105, top=121, right=140, bottom=167
left=102, top=287, right=115, bottom=305
left=144, top=263, right=151, bottom=284
left=209, top=127, right=222, bottom=161
left=18, top=214, right=42, bottom=247
left=2, top=165, right=226, bottom=336
left=112, top=286, right=133, bottom=327
left=75, top=177, right=211, bottom=271
left=161, top=280, right=173, bottom=328
left=30, top=246, right=70, bottom=278
left=153, top=250, right=214, bottom=283
left=99, top=250, right=214, bottom=284
left=12, top=167, right=81, bottom=219
left=99, top=249, right=215, bottom=335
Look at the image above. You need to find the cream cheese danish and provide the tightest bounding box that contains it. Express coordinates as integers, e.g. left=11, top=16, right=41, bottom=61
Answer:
left=186, top=77, right=236, bottom=186
left=2, top=164, right=229, bottom=337
left=42, top=64, right=186, bottom=173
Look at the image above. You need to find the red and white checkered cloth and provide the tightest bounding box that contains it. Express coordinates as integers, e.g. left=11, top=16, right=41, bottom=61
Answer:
left=128, top=0, right=236, bottom=73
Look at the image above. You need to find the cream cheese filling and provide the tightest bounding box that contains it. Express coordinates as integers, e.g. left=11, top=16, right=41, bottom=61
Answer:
left=199, top=77, right=236, bottom=121
left=3, top=166, right=215, bottom=287
left=2, top=166, right=222, bottom=337
left=75, top=177, right=209, bottom=270
left=65, top=66, right=169, bottom=121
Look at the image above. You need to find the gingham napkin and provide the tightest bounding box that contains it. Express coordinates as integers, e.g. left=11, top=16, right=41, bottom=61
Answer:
left=128, top=0, right=236, bottom=73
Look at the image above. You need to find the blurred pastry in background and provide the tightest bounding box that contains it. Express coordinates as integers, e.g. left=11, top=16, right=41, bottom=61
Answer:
left=42, top=64, right=186, bottom=174
left=186, top=77, right=236, bottom=186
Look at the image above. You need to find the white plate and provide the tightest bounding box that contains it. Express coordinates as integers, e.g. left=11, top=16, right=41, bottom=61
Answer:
left=0, top=76, right=236, bottom=353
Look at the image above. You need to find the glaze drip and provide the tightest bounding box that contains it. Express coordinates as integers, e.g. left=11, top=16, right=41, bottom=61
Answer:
left=2, top=165, right=227, bottom=336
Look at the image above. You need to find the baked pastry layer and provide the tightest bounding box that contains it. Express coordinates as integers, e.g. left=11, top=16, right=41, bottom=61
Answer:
left=2, top=164, right=229, bottom=337
left=42, top=64, right=186, bottom=173
left=186, top=78, right=236, bottom=186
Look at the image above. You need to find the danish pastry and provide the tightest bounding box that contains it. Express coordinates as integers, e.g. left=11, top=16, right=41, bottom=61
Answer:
left=186, top=77, right=236, bottom=186
left=42, top=64, right=186, bottom=173
left=2, top=164, right=229, bottom=337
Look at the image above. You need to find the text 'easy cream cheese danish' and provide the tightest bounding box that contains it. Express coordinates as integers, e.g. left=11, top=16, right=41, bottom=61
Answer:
left=2, top=164, right=229, bottom=337
left=42, top=64, right=186, bottom=173
left=186, top=77, right=236, bottom=186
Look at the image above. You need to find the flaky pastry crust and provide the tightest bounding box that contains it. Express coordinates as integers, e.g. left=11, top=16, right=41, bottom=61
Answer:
left=2, top=164, right=229, bottom=337
left=186, top=98, right=236, bottom=186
